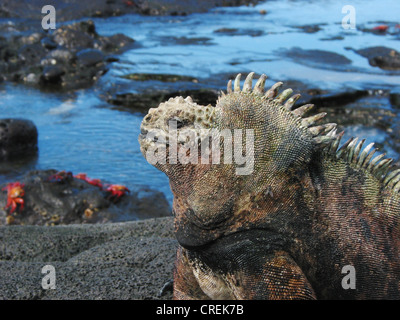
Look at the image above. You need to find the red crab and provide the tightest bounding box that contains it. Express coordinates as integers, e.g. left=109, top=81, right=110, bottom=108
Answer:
left=2, top=182, right=25, bottom=214
left=74, top=173, right=103, bottom=188
left=47, top=170, right=73, bottom=182
left=124, top=0, right=134, bottom=6
left=372, top=25, right=389, bottom=32
left=105, top=184, right=130, bottom=202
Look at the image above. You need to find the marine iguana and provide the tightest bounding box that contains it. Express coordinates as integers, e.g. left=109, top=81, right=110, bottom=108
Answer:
left=138, top=72, right=400, bottom=299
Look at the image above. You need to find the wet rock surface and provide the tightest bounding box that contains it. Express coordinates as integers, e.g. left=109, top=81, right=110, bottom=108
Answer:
left=0, top=216, right=176, bottom=299
left=0, top=20, right=134, bottom=90
left=213, top=27, right=264, bottom=37
left=101, top=72, right=222, bottom=112
left=106, top=87, right=220, bottom=112
left=293, top=24, right=323, bottom=34
left=0, top=0, right=261, bottom=21
left=354, top=46, right=400, bottom=71
left=0, top=169, right=171, bottom=226
left=281, top=47, right=353, bottom=71
left=0, top=119, right=38, bottom=161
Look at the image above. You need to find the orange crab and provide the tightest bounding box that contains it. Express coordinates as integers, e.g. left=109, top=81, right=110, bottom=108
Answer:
left=74, top=173, right=103, bottom=188
left=124, top=0, right=134, bottom=6
left=2, top=182, right=25, bottom=214
left=372, top=25, right=389, bottom=32
left=105, top=184, right=130, bottom=202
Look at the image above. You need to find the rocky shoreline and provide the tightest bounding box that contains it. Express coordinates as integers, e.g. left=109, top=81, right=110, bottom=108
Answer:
left=0, top=20, right=134, bottom=90
left=0, top=169, right=171, bottom=226
left=0, top=0, right=261, bottom=21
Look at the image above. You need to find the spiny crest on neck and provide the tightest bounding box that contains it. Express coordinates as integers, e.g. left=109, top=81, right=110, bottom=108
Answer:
left=222, top=72, right=398, bottom=192
left=220, top=72, right=338, bottom=147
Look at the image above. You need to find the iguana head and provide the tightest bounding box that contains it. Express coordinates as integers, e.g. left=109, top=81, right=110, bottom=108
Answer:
left=139, top=72, right=337, bottom=247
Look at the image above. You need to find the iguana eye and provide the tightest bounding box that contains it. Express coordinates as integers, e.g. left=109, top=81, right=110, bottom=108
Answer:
left=170, top=117, right=188, bottom=129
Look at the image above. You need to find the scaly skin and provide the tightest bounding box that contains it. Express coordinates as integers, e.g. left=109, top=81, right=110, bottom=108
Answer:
left=138, top=72, right=400, bottom=299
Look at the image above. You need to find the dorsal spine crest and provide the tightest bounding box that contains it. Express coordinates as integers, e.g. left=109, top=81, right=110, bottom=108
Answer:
left=224, top=72, right=398, bottom=193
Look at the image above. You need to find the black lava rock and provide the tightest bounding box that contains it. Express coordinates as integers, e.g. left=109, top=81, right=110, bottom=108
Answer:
left=41, top=65, right=65, bottom=83
left=355, top=46, right=400, bottom=71
left=0, top=169, right=172, bottom=225
left=0, top=20, right=134, bottom=90
left=76, top=48, right=104, bottom=67
left=0, top=118, right=38, bottom=161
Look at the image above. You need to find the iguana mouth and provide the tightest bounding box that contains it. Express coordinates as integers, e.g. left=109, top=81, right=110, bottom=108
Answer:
left=139, top=128, right=162, bottom=145
left=178, top=225, right=283, bottom=255
left=138, top=131, right=162, bottom=153
left=139, top=128, right=198, bottom=151
left=190, top=228, right=283, bottom=252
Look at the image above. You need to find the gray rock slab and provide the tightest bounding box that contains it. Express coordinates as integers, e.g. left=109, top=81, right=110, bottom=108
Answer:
left=0, top=216, right=177, bottom=300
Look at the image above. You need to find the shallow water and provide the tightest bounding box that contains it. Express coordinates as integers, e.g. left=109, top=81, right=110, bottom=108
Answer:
left=0, top=84, right=168, bottom=199
left=1, top=0, right=400, bottom=205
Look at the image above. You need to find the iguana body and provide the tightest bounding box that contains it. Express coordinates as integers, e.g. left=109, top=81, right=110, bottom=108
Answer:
left=138, top=72, right=400, bottom=299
